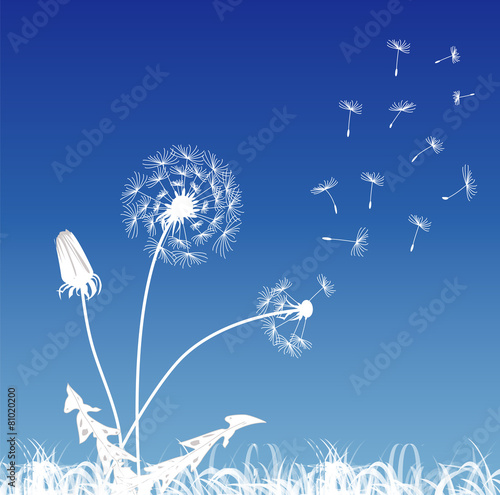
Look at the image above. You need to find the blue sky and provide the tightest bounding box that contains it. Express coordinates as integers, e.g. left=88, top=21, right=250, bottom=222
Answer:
left=1, top=0, right=500, bottom=471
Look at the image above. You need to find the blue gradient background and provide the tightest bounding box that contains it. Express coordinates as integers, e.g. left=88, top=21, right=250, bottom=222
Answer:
left=2, top=0, right=500, bottom=472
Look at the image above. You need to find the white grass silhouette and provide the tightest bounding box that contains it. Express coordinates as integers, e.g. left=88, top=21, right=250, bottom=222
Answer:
left=339, top=100, right=362, bottom=137
left=389, top=100, right=416, bottom=128
left=453, top=90, right=475, bottom=105
left=311, top=177, right=339, bottom=214
left=387, top=39, right=410, bottom=76
left=360, top=173, right=384, bottom=209
left=411, top=136, right=445, bottom=163
left=408, top=215, right=431, bottom=252
left=443, top=164, right=477, bottom=201
left=435, top=45, right=460, bottom=64
left=322, top=227, right=369, bottom=257
left=7, top=441, right=499, bottom=495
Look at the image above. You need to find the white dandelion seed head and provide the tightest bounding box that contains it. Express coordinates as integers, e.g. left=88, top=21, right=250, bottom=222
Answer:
left=389, top=101, right=416, bottom=113
left=339, top=100, right=363, bottom=114
left=409, top=215, right=432, bottom=232
left=317, top=274, right=335, bottom=297
left=453, top=91, right=461, bottom=105
left=450, top=46, right=460, bottom=63
left=122, top=146, right=242, bottom=267
left=351, top=227, right=369, bottom=257
left=462, top=164, right=477, bottom=201
left=387, top=39, right=411, bottom=54
left=425, top=136, right=445, bottom=154
left=311, top=177, right=338, bottom=195
left=361, top=172, right=384, bottom=187
left=256, top=275, right=333, bottom=357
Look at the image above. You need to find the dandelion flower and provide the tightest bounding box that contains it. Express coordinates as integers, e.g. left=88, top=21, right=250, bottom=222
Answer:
left=435, top=46, right=460, bottom=64
left=388, top=101, right=416, bottom=128
left=255, top=274, right=334, bottom=357
left=411, top=136, right=445, bottom=163
left=311, top=177, right=339, bottom=214
left=360, top=173, right=384, bottom=209
left=442, top=164, right=477, bottom=201
left=322, top=227, right=369, bottom=257
left=387, top=39, right=410, bottom=76
left=56, top=230, right=102, bottom=300
left=339, top=100, right=362, bottom=137
left=408, top=215, right=431, bottom=252
left=122, top=146, right=242, bottom=266
left=55, top=230, right=121, bottom=444
left=453, top=90, right=475, bottom=105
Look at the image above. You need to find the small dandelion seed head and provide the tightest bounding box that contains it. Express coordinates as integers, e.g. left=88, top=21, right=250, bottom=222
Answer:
left=339, top=100, right=363, bottom=114
left=409, top=215, right=432, bottom=232
left=351, top=227, right=369, bottom=257
left=389, top=101, right=416, bottom=113
left=453, top=91, right=461, bottom=105
left=450, top=46, right=460, bottom=63
left=462, top=164, right=477, bottom=201
left=425, top=136, right=445, bottom=154
left=360, top=172, right=384, bottom=187
left=387, top=39, right=411, bottom=54
left=311, top=178, right=338, bottom=195
left=317, top=274, right=335, bottom=297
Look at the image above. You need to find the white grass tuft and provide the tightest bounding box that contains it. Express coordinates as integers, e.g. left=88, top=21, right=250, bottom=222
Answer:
left=2, top=441, right=500, bottom=495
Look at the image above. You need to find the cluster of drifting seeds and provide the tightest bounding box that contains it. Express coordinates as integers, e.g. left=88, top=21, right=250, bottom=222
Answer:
left=320, top=42, right=478, bottom=256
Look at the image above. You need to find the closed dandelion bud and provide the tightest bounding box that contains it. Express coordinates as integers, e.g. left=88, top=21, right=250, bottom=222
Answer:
left=56, top=230, right=101, bottom=300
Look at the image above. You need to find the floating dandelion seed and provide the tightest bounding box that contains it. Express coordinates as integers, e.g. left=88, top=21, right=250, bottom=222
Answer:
left=311, top=177, right=339, bottom=214
left=339, top=100, right=362, bottom=137
left=388, top=101, right=416, bottom=128
left=256, top=275, right=334, bottom=357
left=442, top=164, right=477, bottom=201
left=408, top=215, right=431, bottom=252
left=322, top=227, right=369, bottom=257
left=360, top=173, right=384, bottom=209
left=435, top=46, right=460, bottom=64
left=387, top=39, right=410, bottom=77
left=453, top=90, right=475, bottom=105
left=411, top=136, right=445, bottom=163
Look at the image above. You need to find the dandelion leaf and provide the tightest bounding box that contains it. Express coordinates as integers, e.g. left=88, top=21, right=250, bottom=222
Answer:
left=64, top=384, right=136, bottom=474
left=145, top=414, right=265, bottom=488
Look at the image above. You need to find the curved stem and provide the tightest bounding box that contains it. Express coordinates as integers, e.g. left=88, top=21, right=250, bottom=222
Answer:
left=81, top=294, right=122, bottom=445
left=389, top=111, right=400, bottom=128
left=443, top=184, right=465, bottom=200
left=435, top=55, right=451, bottom=64
left=122, top=309, right=296, bottom=448
left=134, top=227, right=169, bottom=474
left=412, top=145, right=431, bottom=163
left=325, top=190, right=338, bottom=214
left=410, top=226, right=419, bottom=252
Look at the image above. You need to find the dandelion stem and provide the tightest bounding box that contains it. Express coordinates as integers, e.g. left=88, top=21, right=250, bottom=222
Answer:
left=369, top=182, right=374, bottom=209
left=134, top=226, right=169, bottom=475
left=122, top=309, right=296, bottom=448
left=81, top=294, right=122, bottom=445
left=347, top=110, right=352, bottom=137
left=410, top=226, right=419, bottom=252
left=321, top=237, right=354, bottom=243
left=442, top=185, right=465, bottom=200
left=389, top=111, right=400, bottom=128
left=395, top=50, right=399, bottom=76
left=435, top=55, right=451, bottom=63
left=325, top=190, right=338, bottom=214
left=460, top=93, right=475, bottom=99
left=411, top=145, right=431, bottom=163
